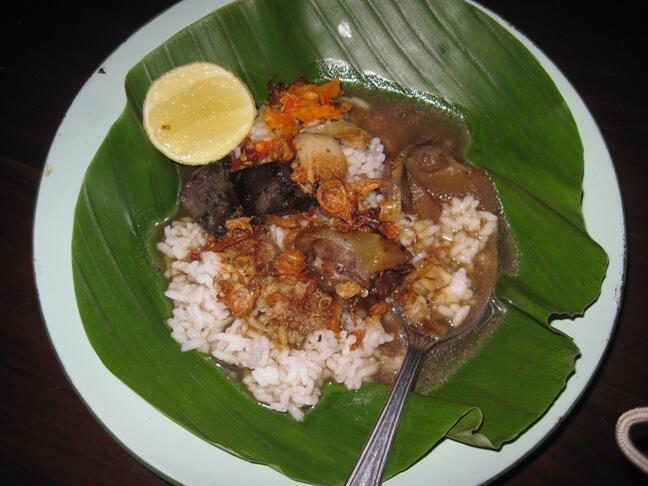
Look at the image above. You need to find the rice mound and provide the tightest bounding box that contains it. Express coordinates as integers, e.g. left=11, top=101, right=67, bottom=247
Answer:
left=158, top=220, right=393, bottom=421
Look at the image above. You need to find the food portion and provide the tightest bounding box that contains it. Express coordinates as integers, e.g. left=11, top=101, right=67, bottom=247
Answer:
left=155, top=76, right=500, bottom=420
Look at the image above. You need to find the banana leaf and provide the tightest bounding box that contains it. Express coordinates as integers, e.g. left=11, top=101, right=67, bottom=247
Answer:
left=72, top=0, right=607, bottom=483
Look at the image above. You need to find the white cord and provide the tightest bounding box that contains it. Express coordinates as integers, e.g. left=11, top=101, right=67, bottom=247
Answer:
left=616, top=407, right=648, bottom=473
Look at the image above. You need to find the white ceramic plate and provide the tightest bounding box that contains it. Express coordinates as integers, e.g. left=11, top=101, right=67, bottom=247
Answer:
left=33, top=0, right=625, bottom=484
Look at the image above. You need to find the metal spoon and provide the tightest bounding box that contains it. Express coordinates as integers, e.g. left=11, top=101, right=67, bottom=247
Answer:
left=345, top=305, right=482, bottom=486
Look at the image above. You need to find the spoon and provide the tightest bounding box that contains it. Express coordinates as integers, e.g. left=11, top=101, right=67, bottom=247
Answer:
left=345, top=304, right=484, bottom=486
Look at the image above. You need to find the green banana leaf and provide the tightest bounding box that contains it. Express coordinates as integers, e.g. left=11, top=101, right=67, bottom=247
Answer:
left=72, top=0, right=607, bottom=483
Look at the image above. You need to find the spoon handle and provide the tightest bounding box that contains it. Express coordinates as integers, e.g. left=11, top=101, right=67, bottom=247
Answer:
left=345, top=345, right=426, bottom=486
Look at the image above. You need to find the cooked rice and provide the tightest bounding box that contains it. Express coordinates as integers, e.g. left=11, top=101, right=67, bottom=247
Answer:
left=344, top=137, right=386, bottom=181
left=396, top=195, right=497, bottom=327
left=268, top=224, right=286, bottom=250
left=158, top=222, right=393, bottom=420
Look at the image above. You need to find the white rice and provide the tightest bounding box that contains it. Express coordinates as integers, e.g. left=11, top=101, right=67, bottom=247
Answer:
left=361, top=191, right=385, bottom=210
left=397, top=195, right=497, bottom=327
left=158, top=222, right=393, bottom=420
left=344, top=137, right=386, bottom=181
left=268, top=224, right=286, bottom=250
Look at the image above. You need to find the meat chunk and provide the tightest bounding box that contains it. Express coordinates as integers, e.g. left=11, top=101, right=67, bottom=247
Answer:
left=180, top=163, right=240, bottom=236
left=181, top=161, right=314, bottom=236
left=231, top=162, right=314, bottom=216
left=370, top=263, right=415, bottom=299
left=391, top=141, right=499, bottom=219
left=295, top=228, right=410, bottom=294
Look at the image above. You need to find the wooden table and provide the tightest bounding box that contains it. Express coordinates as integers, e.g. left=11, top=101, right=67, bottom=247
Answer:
left=2, top=1, right=646, bottom=484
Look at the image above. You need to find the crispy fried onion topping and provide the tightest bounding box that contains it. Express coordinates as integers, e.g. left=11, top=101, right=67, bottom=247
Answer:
left=316, top=178, right=356, bottom=224
left=220, top=281, right=259, bottom=317
left=272, top=250, right=307, bottom=276
left=334, top=282, right=364, bottom=299
left=204, top=217, right=254, bottom=252
left=348, top=178, right=388, bottom=199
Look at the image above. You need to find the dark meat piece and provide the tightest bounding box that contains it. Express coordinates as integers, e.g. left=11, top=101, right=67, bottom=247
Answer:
left=295, top=228, right=410, bottom=294
left=348, top=263, right=415, bottom=315
left=180, top=163, right=241, bottom=236
left=370, top=263, right=415, bottom=299
left=303, top=237, right=363, bottom=293
left=231, top=162, right=313, bottom=216
left=180, top=161, right=313, bottom=236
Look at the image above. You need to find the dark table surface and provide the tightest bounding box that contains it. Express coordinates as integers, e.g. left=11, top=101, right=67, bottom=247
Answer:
left=2, top=1, right=646, bottom=484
